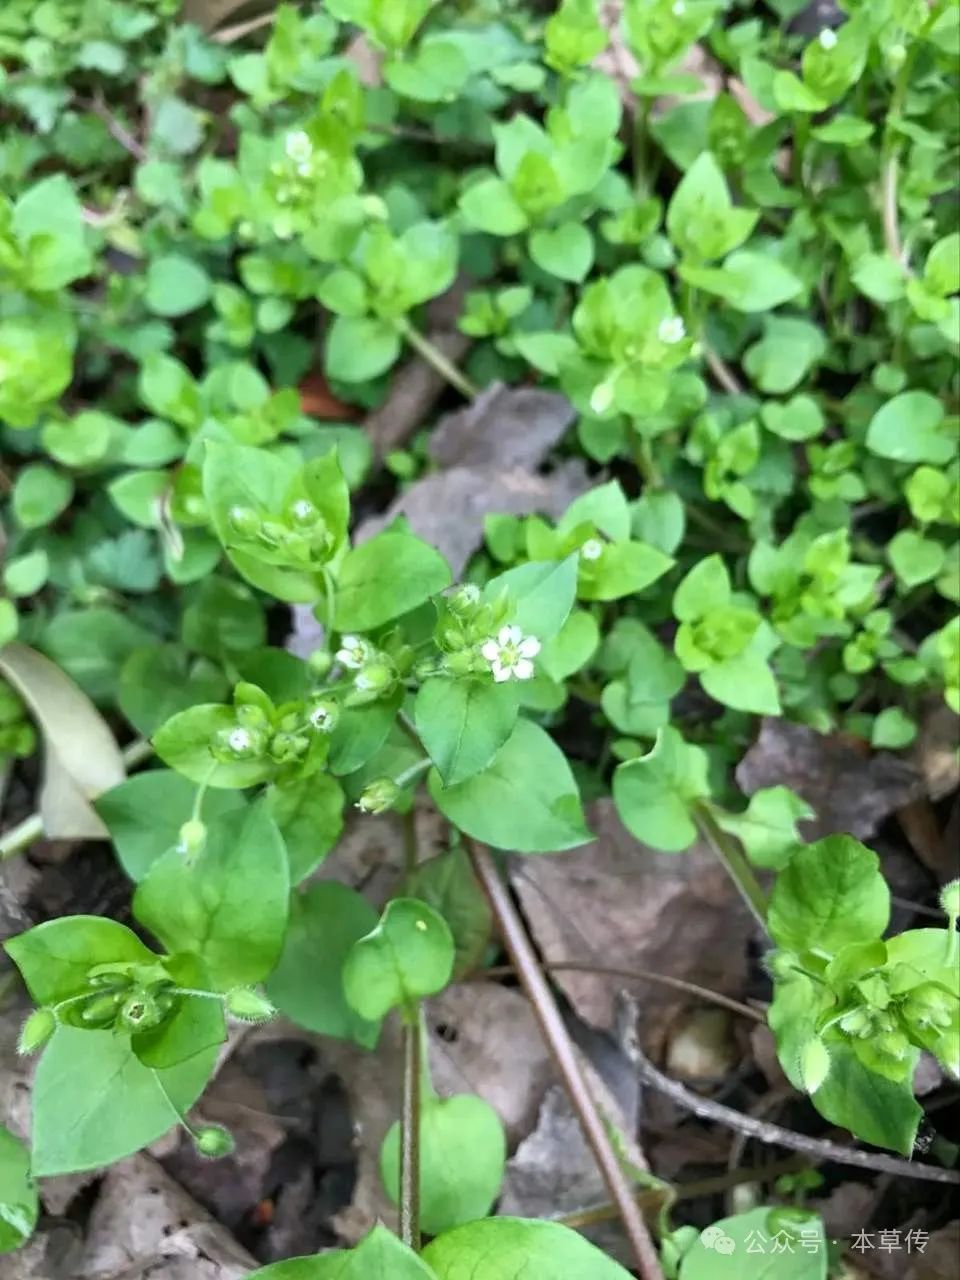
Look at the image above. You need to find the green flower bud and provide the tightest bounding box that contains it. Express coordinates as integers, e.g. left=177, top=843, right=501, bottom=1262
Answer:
left=212, top=725, right=263, bottom=761
left=228, top=505, right=260, bottom=538
left=236, top=703, right=271, bottom=732
left=80, top=991, right=125, bottom=1027
left=354, top=662, right=393, bottom=694
left=307, top=648, right=333, bottom=677
left=225, top=988, right=276, bottom=1023
left=268, top=730, right=309, bottom=763
left=193, top=1124, right=236, bottom=1160
left=177, top=819, right=207, bottom=861
left=18, top=1008, right=56, bottom=1054
left=288, top=498, right=318, bottom=528
left=886, top=42, right=906, bottom=69
left=799, top=1037, right=831, bottom=1094
left=444, top=651, right=476, bottom=677
left=357, top=777, right=400, bottom=815
left=448, top=584, right=481, bottom=617
left=940, top=879, right=960, bottom=921
left=589, top=380, right=615, bottom=415
left=118, top=990, right=166, bottom=1032
left=902, top=984, right=953, bottom=1031
left=839, top=1008, right=872, bottom=1037
left=306, top=698, right=340, bottom=734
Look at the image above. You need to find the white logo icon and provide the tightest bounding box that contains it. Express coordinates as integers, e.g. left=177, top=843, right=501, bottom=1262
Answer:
left=701, top=1225, right=736, bottom=1255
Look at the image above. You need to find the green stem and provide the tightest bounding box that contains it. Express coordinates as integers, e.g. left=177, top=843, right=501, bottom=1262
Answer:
left=694, top=802, right=770, bottom=938
left=396, top=318, right=479, bottom=400
left=0, top=736, right=153, bottom=861
left=394, top=757, right=431, bottom=790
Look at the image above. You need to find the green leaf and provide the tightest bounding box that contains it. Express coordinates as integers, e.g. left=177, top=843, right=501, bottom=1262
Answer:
left=483, top=555, right=579, bottom=641
left=13, top=174, right=92, bottom=289
left=760, top=395, right=825, bottom=442
left=866, top=391, right=953, bottom=464
left=266, top=773, right=345, bottom=883
left=267, top=883, right=380, bottom=1048
left=153, top=702, right=277, bottom=789
left=407, top=849, right=493, bottom=980
left=335, top=533, right=452, bottom=631
left=328, top=689, right=403, bottom=776
left=0, top=1125, right=37, bottom=1255
left=701, top=650, right=781, bottom=715
left=852, top=253, right=906, bottom=303
left=39, top=607, right=153, bottom=705
left=870, top=707, right=917, bottom=749
left=381, top=1094, right=506, bottom=1235
left=342, top=898, right=455, bottom=1021
left=538, top=610, right=600, bottom=682
left=246, top=1225, right=435, bottom=1279
left=768, top=835, right=890, bottom=956
left=3, top=550, right=48, bottom=598
left=325, top=316, right=401, bottom=382
left=429, top=718, right=590, bottom=853
left=31, top=1026, right=217, bottom=1176
left=810, top=1038, right=921, bottom=1155
left=681, top=251, right=803, bottom=313
left=107, top=469, right=169, bottom=528
left=666, top=152, right=757, bottom=263
left=5, top=916, right=156, bottom=1006
left=423, top=1217, right=634, bottom=1278
left=96, top=769, right=245, bottom=881
left=578, top=541, right=674, bottom=601
left=673, top=554, right=730, bottom=621
left=612, top=726, right=710, bottom=852
left=888, top=529, right=945, bottom=588
left=925, top=232, right=960, bottom=296
left=12, top=464, right=73, bottom=530
left=529, top=223, right=594, bottom=282
left=716, top=787, right=814, bottom=870
left=459, top=176, right=529, bottom=235
left=415, top=678, right=519, bottom=786
left=145, top=254, right=212, bottom=317
left=119, top=644, right=229, bottom=736
left=133, top=801, right=289, bottom=989
left=678, top=1207, right=827, bottom=1279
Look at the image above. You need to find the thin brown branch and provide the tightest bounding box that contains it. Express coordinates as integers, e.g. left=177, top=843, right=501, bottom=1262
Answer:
left=465, top=840, right=666, bottom=1280
left=630, top=1043, right=960, bottom=1186
left=211, top=11, right=275, bottom=43
left=85, top=94, right=147, bottom=162
left=881, top=152, right=905, bottom=266
left=479, top=962, right=765, bottom=1023
left=703, top=345, right=743, bottom=395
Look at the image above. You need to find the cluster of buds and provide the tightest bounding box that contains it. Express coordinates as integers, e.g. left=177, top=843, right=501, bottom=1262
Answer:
left=335, top=634, right=399, bottom=706
left=227, top=496, right=334, bottom=568
left=18, top=962, right=181, bottom=1053
left=426, top=585, right=539, bottom=684
left=210, top=681, right=341, bottom=772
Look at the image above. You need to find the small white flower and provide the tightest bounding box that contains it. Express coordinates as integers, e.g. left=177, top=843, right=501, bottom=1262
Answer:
left=581, top=538, right=604, bottom=562
left=672, top=0, right=686, bottom=14
left=480, top=625, right=541, bottom=683
left=285, top=129, right=312, bottom=163
left=228, top=728, right=252, bottom=753
left=296, top=161, right=314, bottom=178
left=818, top=27, right=838, bottom=49
left=309, top=705, right=334, bottom=731
left=658, top=315, right=686, bottom=344
left=336, top=635, right=372, bottom=669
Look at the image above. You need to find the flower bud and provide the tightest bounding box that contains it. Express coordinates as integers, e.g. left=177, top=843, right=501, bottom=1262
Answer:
left=80, top=991, right=125, bottom=1027
left=886, top=42, right=906, bottom=69
left=288, top=498, right=318, bottom=529
left=213, top=726, right=263, bottom=760
left=444, top=650, right=476, bottom=677
left=177, top=819, right=207, bottom=861
left=307, top=648, right=333, bottom=677
left=18, top=1008, right=56, bottom=1055
left=354, top=662, right=393, bottom=694
left=228, top=505, right=260, bottom=538
left=357, top=778, right=400, bottom=814
left=268, top=730, right=309, bottom=763
left=589, top=380, right=615, bottom=415
left=193, top=1124, right=236, bottom=1160
left=799, top=1037, right=831, bottom=1094
left=448, top=584, right=481, bottom=616
left=225, top=988, right=276, bottom=1023
left=307, top=698, right=340, bottom=734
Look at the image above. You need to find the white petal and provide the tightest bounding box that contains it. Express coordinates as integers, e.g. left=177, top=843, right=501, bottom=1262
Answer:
left=513, top=658, right=534, bottom=680
left=497, top=625, right=515, bottom=646
left=492, top=662, right=511, bottom=682
left=481, top=640, right=501, bottom=662
left=518, top=636, right=540, bottom=658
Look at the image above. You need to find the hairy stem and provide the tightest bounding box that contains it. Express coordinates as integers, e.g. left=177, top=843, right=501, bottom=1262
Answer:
left=0, top=736, right=153, bottom=861
left=397, top=318, right=480, bottom=401
left=465, top=839, right=666, bottom=1280
left=694, top=802, right=770, bottom=937
left=399, top=1004, right=422, bottom=1251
